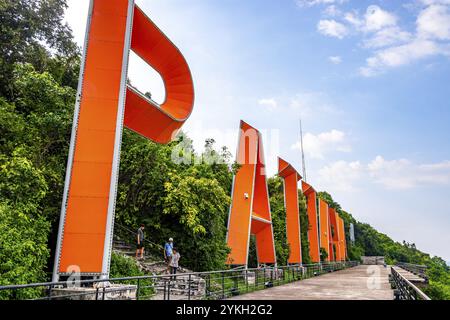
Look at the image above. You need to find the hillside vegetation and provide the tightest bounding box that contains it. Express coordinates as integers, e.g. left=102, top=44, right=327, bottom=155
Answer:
left=0, top=0, right=448, bottom=300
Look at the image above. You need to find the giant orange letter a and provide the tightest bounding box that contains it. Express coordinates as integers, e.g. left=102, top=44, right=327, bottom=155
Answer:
left=226, top=121, right=276, bottom=267
left=53, top=0, right=194, bottom=280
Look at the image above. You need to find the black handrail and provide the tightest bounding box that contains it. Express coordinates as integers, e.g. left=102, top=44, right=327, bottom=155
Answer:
left=0, top=261, right=360, bottom=300
left=396, top=262, right=428, bottom=281
left=114, top=222, right=164, bottom=251
left=390, top=267, right=430, bottom=300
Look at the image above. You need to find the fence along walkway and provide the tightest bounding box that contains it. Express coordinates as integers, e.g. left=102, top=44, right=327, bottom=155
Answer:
left=229, top=265, right=394, bottom=300
left=390, top=265, right=430, bottom=300
left=391, top=266, right=427, bottom=284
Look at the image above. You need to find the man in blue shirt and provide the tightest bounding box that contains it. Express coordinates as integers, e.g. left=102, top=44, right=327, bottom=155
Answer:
left=164, top=237, right=174, bottom=273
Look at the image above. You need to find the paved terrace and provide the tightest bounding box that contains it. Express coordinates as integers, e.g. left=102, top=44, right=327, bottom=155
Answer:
left=229, top=265, right=393, bottom=300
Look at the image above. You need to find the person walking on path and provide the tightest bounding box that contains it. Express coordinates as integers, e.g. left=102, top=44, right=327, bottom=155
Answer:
left=136, top=224, right=145, bottom=260
left=164, top=237, right=174, bottom=273
left=170, top=248, right=180, bottom=281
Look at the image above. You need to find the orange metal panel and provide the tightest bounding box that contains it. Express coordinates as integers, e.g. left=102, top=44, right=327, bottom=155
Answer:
left=301, top=181, right=321, bottom=263
left=328, top=207, right=341, bottom=261
left=342, top=218, right=347, bottom=260
left=337, top=216, right=346, bottom=261
left=278, top=158, right=302, bottom=264
left=56, top=0, right=194, bottom=277
left=59, top=0, right=129, bottom=274
left=226, top=121, right=276, bottom=266
left=318, top=199, right=330, bottom=261
left=124, top=6, right=194, bottom=143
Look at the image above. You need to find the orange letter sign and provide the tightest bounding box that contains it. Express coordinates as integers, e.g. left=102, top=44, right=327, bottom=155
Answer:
left=226, top=121, right=276, bottom=267
left=318, top=198, right=331, bottom=261
left=302, top=181, right=321, bottom=263
left=328, top=207, right=341, bottom=261
left=278, top=158, right=302, bottom=264
left=53, top=0, right=194, bottom=280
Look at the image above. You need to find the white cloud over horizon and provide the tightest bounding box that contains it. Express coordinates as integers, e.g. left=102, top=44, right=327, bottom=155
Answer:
left=300, top=0, right=450, bottom=76
left=296, top=0, right=348, bottom=8
left=329, top=55, right=342, bottom=64
left=258, top=98, right=278, bottom=110
left=292, top=129, right=351, bottom=159
left=317, top=19, right=348, bottom=39
left=317, top=155, right=450, bottom=191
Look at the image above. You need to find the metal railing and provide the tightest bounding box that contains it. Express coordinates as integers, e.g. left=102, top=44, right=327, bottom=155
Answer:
left=390, top=267, right=430, bottom=300
left=0, top=261, right=359, bottom=300
left=396, top=262, right=428, bottom=281
left=114, top=222, right=164, bottom=252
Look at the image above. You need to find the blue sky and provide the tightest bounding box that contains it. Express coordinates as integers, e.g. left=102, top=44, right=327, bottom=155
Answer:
left=65, top=0, right=450, bottom=262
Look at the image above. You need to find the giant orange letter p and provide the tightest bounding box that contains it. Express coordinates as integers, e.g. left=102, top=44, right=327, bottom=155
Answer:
left=53, top=0, right=194, bottom=281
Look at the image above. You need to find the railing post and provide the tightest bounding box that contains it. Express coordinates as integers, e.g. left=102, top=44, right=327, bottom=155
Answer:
left=246, top=270, right=249, bottom=293
left=263, top=267, right=266, bottom=286
left=221, top=272, right=225, bottom=299
left=188, top=274, right=191, bottom=301
left=47, top=284, right=52, bottom=300
left=137, top=278, right=140, bottom=300
left=163, top=280, right=166, bottom=300
left=168, top=279, right=171, bottom=301
left=205, top=274, right=210, bottom=299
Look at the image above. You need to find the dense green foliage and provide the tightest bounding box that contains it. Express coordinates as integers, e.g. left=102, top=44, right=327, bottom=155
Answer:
left=0, top=0, right=448, bottom=301
left=109, top=252, right=153, bottom=298
left=116, top=134, right=233, bottom=271
left=266, top=177, right=311, bottom=266
left=0, top=0, right=79, bottom=98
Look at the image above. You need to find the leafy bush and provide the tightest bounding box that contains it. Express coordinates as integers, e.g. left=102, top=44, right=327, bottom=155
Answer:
left=0, top=202, right=50, bottom=299
left=109, top=252, right=154, bottom=299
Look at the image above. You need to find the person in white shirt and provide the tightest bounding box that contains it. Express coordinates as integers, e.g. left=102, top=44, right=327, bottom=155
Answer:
left=170, top=248, right=180, bottom=280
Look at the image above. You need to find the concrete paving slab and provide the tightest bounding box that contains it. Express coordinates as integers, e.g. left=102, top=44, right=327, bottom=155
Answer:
left=228, top=265, right=394, bottom=300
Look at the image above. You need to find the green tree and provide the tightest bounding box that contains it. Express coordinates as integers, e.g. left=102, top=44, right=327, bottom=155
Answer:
left=0, top=0, right=79, bottom=98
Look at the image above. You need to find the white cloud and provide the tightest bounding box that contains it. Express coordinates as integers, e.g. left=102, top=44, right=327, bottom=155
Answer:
left=317, top=156, right=450, bottom=191
left=420, top=0, right=450, bottom=5
left=296, top=0, right=348, bottom=8
left=417, top=4, right=450, bottom=40
left=329, top=55, right=342, bottom=64
left=258, top=98, right=278, bottom=110
left=323, top=5, right=342, bottom=17
left=368, top=156, right=450, bottom=189
left=289, top=92, right=338, bottom=118
left=291, top=129, right=351, bottom=159
left=363, top=5, right=398, bottom=32
left=363, top=26, right=412, bottom=49
left=360, top=39, right=444, bottom=76
left=317, top=19, right=348, bottom=39
left=318, top=160, right=363, bottom=191
left=358, top=3, right=450, bottom=76
left=344, top=11, right=364, bottom=29
left=310, top=2, right=450, bottom=76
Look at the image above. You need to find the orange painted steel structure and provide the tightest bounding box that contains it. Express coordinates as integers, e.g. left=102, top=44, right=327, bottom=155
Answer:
left=278, top=158, right=302, bottom=264
left=328, top=208, right=342, bottom=261
left=342, top=218, right=348, bottom=260
left=302, top=181, right=321, bottom=263
left=226, top=121, right=276, bottom=267
left=318, top=198, right=331, bottom=262
left=337, top=216, right=347, bottom=261
left=53, top=0, right=194, bottom=280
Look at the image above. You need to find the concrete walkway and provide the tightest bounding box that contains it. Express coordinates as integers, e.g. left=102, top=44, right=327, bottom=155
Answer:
left=229, top=265, right=394, bottom=300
